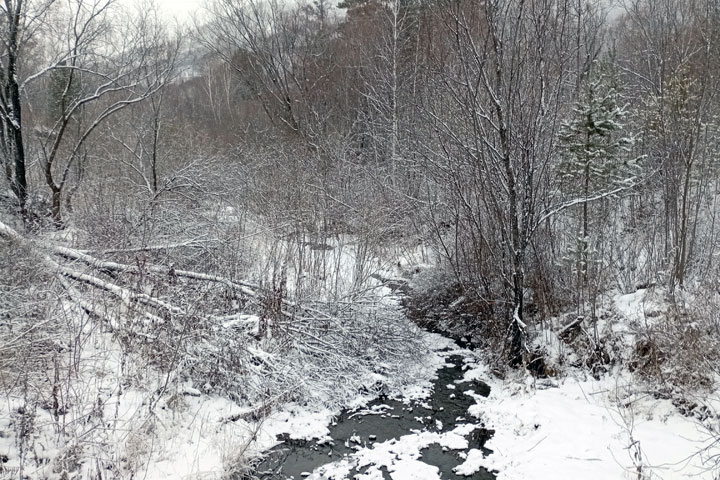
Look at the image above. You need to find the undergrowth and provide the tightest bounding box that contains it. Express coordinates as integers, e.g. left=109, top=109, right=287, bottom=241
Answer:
left=401, top=264, right=720, bottom=420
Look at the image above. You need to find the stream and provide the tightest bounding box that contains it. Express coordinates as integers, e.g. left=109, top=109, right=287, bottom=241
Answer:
left=256, top=354, right=496, bottom=480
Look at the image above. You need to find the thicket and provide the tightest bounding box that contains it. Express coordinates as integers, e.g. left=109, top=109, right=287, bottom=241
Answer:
left=3, top=0, right=720, bottom=475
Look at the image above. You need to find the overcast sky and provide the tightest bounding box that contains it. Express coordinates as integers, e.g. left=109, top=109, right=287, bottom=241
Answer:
left=139, top=0, right=206, bottom=24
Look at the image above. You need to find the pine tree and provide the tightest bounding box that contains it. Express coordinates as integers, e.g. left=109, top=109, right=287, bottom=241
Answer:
left=559, top=62, right=636, bottom=310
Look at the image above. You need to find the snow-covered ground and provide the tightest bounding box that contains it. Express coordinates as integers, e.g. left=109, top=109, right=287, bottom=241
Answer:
left=264, top=341, right=720, bottom=480
left=459, top=366, right=720, bottom=479
left=455, top=287, right=720, bottom=480
left=4, top=230, right=718, bottom=480
left=138, top=332, right=455, bottom=479
left=4, top=311, right=718, bottom=479
left=258, top=288, right=720, bottom=480
left=0, top=223, right=436, bottom=479
left=0, top=312, right=448, bottom=479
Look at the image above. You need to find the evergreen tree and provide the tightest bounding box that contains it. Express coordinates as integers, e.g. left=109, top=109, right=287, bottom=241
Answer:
left=559, top=62, right=637, bottom=309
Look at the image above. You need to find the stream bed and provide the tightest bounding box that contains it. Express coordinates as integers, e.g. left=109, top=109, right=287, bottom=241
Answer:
left=256, top=354, right=496, bottom=480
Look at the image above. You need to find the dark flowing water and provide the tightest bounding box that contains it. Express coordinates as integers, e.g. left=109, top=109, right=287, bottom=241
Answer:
left=256, top=355, right=496, bottom=479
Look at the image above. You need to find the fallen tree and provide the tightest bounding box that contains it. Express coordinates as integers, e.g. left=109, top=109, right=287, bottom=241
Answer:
left=0, top=219, right=423, bottom=405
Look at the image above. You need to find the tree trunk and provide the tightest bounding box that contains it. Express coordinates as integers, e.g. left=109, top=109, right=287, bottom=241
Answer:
left=51, top=189, right=63, bottom=228
left=583, top=168, right=589, bottom=271
left=5, top=3, right=27, bottom=213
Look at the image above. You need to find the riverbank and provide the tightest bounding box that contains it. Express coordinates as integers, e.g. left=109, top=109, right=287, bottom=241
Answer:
left=459, top=366, right=720, bottom=479
left=241, top=328, right=720, bottom=480
left=363, top=270, right=720, bottom=480
left=257, top=333, right=495, bottom=480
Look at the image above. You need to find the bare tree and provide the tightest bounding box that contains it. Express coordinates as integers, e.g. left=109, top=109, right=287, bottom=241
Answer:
left=421, top=0, right=612, bottom=363
left=201, top=0, right=338, bottom=139
left=0, top=0, right=54, bottom=214
left=35, top=0, right=178, bottom=226
left=616, top=0, right=720, bottom=289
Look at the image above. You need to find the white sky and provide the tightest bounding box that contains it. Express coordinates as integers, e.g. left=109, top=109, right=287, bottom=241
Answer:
left=122, top=0, right=206, bottom=24
left=156, top=0, right=205, bottom=22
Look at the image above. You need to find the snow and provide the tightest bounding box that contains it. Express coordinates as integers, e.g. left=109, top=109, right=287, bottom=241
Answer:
left=461, top=370, right=720, bottom=479
left=4, top=230, right=718, bottom=480
left=6, top=299, right=716, bottom=480
left=136, top=329, right=454, bottom=480
left=140, top=395, right=255, bottom=479
left=614, top=288, right=649, bottom=324
left=311, top=426, right=473, bottom=480
left=0, top=227, right=460, bottom=479
left=455, top=449, right=486, bottom=476
left=442, top=286, right=720, bottom=480
left=612, top=288, right=665, bottom=328
left=388, top=459, right=440, bottom=480
left=263, top=405, right=336, bottom=441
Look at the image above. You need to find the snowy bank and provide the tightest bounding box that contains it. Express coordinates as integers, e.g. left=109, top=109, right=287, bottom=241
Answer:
left=460, top=368, right=720, bottom=479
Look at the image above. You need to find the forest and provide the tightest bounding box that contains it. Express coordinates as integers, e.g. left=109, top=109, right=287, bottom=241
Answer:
left=2, top=0, right=720, bottom=478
